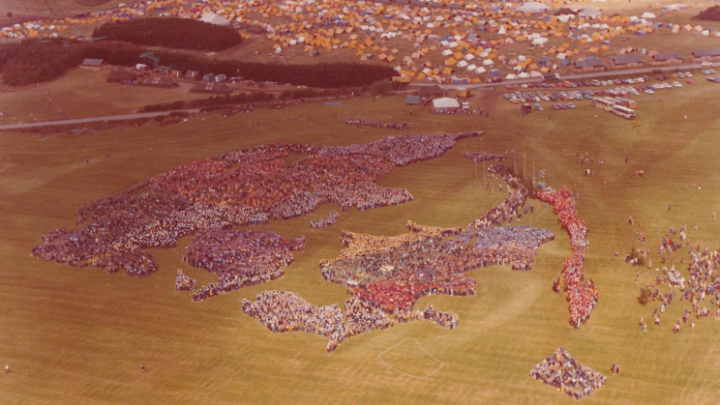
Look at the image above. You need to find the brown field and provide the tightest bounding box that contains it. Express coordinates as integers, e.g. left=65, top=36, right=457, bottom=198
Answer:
left=2, top=74, right=720, bottom=405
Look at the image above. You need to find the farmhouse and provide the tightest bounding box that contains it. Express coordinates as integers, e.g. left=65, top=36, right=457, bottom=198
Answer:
left=432, top=97, right=460, bottom=112
left=80, top=59, right=105, bottom=69
left=190, top=82, right=233, bottom=94
left=651, top=52, right=683, bottom=65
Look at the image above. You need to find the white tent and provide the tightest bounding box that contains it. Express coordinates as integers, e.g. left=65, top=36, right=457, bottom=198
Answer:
left=518, top=72, right=530, bottom=78
left=556, top=52, right=566, bottom=60
left=498, top=26, right=507, bottom=35
left=516, top=2, right=552, bottom=13
left=641, top=12, right=656, bottom=19
left=457, top=60, right=468, bottom=68
left=505, top=73, right=518, bottom=80
left=442, top=49, right=453, bottom=56
left=432, top=97, right=460, bottom=111
left=200, top=13, right=230, bottom=26
left=530, top=70, right=543, bottom=78
left=483, top=59, right=494, bottom=66
left=467, top=64, right=477, bottom=71
left=464, top=54, right=475, bottom=60
left=475, top=66, right=487, bottom=74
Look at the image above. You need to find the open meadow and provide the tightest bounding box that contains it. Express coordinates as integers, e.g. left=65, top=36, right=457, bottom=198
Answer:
left=2, top=82, right=720, bottom=405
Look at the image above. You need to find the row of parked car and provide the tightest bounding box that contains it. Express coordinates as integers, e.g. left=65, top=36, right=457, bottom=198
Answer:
left=504, top=72, right=700, bottom=91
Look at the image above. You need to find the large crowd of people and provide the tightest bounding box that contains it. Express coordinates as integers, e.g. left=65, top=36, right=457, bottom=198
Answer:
left=529, top=347, right=607, bottom=400
left=242, top=291, right=347, bottom=353
left=537, top=188, right=599, bottom=329
left=311, top=211, right=338, bottom=230
left=345, top=118, right=409, bottom=130
left=182, top=229, right=304, bottom=301
left=320, top=218, right=554, bottom=314
left=33, top=132, right=482, bottom=278
left=464, top=152, right=505, bottom=163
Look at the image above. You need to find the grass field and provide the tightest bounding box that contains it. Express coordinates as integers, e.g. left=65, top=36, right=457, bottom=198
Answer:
left=2, top=80, right=720, bottom=405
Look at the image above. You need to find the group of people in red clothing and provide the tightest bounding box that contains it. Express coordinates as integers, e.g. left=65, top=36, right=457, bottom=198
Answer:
left=537, top=188, right=599, bottom=329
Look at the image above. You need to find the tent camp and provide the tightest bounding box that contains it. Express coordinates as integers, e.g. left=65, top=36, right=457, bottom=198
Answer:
left=200, top=13, right=230, bottom=26
left=432, top=97, right=460, bottom=112
left=516, top=2, right=552, bottom=14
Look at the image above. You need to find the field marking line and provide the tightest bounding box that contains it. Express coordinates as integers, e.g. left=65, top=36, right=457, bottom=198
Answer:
left=377, top=338, right=444, bottom=379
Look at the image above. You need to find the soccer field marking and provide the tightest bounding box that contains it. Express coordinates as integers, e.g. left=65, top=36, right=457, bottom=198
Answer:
left=377, top=338, right=444, bottom=379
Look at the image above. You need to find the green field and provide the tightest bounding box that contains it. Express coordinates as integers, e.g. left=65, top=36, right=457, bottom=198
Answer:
left=2, top=83, right=720, bottom=405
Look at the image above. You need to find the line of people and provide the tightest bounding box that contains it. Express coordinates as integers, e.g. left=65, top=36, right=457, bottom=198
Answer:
left=464, top=152, right=505, bottom=163
left=345, top=118, right=409, bottom=130
left=175, top=268, right=197, bottom=291
left=537, top=188, right=598, bottom=329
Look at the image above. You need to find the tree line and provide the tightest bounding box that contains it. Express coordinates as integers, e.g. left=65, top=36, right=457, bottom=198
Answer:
left=0, top=39, right=395, bottom=88
left=92, top=18, right=243, bottom=51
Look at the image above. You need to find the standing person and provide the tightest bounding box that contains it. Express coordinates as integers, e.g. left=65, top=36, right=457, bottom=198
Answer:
left=141, top=364, right=146, bottom=373
left=5, top=365, right=9, bottom=374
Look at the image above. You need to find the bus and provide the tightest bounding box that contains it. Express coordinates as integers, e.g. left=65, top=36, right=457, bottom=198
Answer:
left=614, top=97, right=636, bottom=109
left=612, top=105, right=636, bottom=120
left=592, top=96, right=616, bottom=112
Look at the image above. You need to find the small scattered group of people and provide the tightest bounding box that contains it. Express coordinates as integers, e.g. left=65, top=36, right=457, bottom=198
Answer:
left=33, top=132, right=481, bottom=279
left=637, top=229, right=720, bottom=333
left=344, top=118, right=409, bottom=130
left=182, top=229, right=304, bottom=301
left=310, top=211, right=338, bottom=230
left=423, top=303, right=459, bottom=329
left=529, top=347, right=607, bottom=400
left=175, top=269, right=197, bottom=291
left=464, top=152, right=505, bottom=163
left=472, top=173, right=529, bottom=229
left=537, top=188, right=598, bottom=329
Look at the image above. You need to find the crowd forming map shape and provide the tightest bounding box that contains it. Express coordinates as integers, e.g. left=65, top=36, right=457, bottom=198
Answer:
left=33, top=130, right=600, bottom=359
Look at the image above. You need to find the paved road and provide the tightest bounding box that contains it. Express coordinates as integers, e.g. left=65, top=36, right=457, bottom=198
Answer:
left=0, top=109, right=200, bottom=131
left=410, top=62, right=717, bottom=90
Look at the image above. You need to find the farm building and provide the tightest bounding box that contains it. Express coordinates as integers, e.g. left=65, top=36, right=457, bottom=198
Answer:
left=652, top=52, right=683, bottom=63
left=107, top=68, right=140, bottom=83
left=200, top=13, right=230, bottom=26
left=418, top=85, right=445, bottom=99
left=406, top=95, right=420, bottom=105
left=516, top=2, right=552, bottom=13
left=80, top=59, right=105, bottom=69
left=137, top=76, right=179, bottom=89
left=574, top=59, right=605, bottom=71
left=578, top=7, right=602, bottom=19
left=611, top=55, right=644, bottom=68
left=692, top=48, right=720, bottom=61
left=190, top=82, right=232, bottom=94
left=432, top=97, right=460, bottom=113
